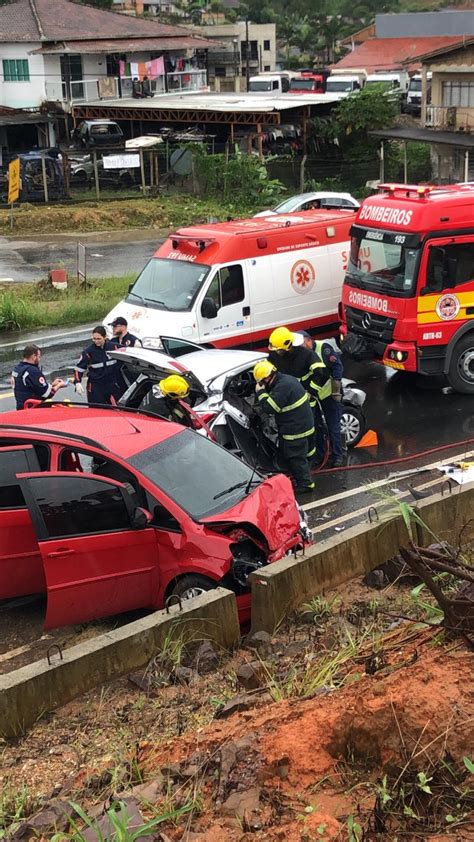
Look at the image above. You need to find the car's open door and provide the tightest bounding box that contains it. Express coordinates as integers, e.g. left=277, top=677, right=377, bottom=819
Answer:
left=0, top=445, right=45, bottom=600
left=159, top=336, right=207, bottom=357
left=17, top=471, right=159, bottom=629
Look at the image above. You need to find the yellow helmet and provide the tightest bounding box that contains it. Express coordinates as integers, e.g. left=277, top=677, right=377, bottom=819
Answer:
left=268, top=326, right=295, bottom=351
left=253, top=360, right=276, bottom=382
left=160, top=374, right=189, bottom=399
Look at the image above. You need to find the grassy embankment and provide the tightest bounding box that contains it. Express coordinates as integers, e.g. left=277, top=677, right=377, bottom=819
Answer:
left=0, top=276, right=134, bottom=333
left=0, top=195, right=262, bottom=332
left=0, top=194, right=260, bottom=236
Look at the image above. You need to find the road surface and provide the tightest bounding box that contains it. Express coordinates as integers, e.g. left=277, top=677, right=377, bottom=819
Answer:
left=0, top=230, right=163, bottom=282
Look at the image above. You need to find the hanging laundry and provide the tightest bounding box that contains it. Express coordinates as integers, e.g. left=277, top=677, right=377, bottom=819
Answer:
left=119, top=60, right=126, bottom=78
left=150, top=56, right=165, bottom=77
left=130, top=62, right=139, bottom=79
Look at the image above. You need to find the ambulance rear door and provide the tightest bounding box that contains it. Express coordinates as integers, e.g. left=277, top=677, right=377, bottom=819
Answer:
left=196, top=262, right=252, bottom=345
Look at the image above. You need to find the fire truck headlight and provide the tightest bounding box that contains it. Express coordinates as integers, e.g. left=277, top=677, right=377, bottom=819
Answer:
left=396, top=351, right=404, bottom=361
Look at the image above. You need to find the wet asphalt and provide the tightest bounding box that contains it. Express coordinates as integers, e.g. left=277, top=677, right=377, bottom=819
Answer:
left=0, top=232, right=161, bottom=282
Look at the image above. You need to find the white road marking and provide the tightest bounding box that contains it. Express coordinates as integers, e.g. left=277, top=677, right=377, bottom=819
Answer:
left=0, top=277, right=14, bottom=282
left=0, top=391, right=13, bottom=400
left=302, top=448, right=474, bottom=513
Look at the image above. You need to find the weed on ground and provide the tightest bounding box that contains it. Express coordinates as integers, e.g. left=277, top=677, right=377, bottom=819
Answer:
left=1, top=570, right=472, bottom=840
left=0, top=276, right=133, bottom=332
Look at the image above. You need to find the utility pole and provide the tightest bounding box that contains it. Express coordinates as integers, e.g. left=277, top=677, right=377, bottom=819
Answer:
left=245, top=17, right=250, bottom=92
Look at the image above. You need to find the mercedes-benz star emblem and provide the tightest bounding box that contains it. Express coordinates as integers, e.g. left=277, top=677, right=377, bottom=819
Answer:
left=362, top=313, right=372, bottom=329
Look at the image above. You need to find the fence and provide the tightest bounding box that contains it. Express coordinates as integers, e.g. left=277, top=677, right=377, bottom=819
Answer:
left=1, top=140, right=430, bottom=207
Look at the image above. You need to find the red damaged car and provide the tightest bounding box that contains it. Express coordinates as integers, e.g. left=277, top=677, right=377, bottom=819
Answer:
left=0, top=406, right=308, bottom=629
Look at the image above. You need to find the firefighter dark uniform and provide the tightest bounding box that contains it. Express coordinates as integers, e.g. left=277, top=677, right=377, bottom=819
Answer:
left=314, top=339, right=344, bottom=466
left=109, top=331, right=141, bottom=399
left=298, top=332, right=344, bottom=466
left=152, top=396, right=193, bottom=426
left=256, top=366, right=315, bottom=491
left=12, top=361, right=53, bottom=410
left=74, top=341, right=118, bottom=405
left=268, top=328, right=331, bottom=463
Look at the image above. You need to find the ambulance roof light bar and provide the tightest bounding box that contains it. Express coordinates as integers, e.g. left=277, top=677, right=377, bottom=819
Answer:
left=170, top=234, right=217, bottom=252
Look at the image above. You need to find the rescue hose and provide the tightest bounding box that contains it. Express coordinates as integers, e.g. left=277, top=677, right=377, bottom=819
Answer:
left=314, top=437, right=474, bottom=475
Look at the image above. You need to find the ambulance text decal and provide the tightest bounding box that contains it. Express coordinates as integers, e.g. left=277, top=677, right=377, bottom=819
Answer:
left=291, top=259, right=315, bottom=294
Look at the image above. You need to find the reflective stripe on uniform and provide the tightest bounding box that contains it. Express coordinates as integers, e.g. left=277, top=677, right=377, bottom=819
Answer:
left=282, top=426, right=315, bottom=441
left=280, top=393, right=309, bottom=413
left=258, top=391, right=281, bottom=413
left=259, top=390, right=309, bottom=414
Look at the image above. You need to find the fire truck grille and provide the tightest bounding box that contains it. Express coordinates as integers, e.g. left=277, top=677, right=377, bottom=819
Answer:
left=346, top=307, right=396, bottom=344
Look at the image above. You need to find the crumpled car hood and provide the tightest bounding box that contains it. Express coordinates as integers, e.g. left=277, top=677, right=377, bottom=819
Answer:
left=199, top=474, right=300, bottom=551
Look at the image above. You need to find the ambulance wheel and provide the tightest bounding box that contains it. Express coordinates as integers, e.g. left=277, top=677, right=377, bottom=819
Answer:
left=340, top=406, right=365, bottom=448
left=447, top=335, right=474, bottom=394
left=171, top=574, right=216, bottom=601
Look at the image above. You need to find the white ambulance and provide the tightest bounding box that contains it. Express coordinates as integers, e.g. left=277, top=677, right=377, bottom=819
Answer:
left=104, top=210, right=356, bottom=350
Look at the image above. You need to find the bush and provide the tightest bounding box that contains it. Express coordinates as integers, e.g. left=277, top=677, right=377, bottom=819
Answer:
left=191, top=146, right=284, bottom=204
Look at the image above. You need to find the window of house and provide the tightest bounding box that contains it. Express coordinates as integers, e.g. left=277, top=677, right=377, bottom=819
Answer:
left=3, top=59, right=30, bottom=82
left=264, top=65, right=271, bottom=72
left=442, top=81, right=474, bottom=108
left=206, top=265, right=245, bottom=310
left=263, top=40, right=270, bottom=51
left=215, top=66, right=226, bottom=77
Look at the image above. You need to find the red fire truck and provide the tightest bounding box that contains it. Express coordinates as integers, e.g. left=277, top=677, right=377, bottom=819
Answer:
left=340, top=183, right=474, bottom=393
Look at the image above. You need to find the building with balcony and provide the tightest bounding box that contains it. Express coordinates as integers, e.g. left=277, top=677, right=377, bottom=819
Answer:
left=370, top=38, right=474, bottom=185
left=189, top=22, right=276, bottom=92
left=0, top=0, right=215, bottom=153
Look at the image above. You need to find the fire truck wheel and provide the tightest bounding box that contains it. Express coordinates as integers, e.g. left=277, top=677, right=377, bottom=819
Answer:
left=171, top=574, right=216, bottom=601
left=447, top=334, right=474, bottom=394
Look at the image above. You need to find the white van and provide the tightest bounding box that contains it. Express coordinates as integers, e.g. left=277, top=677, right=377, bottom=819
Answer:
left=325, top=75, right=363, bottom=99
left=248, top=72, right=297, bottom=94
left=405, top=73, right=432, bottom=116
left=104, top=210, right=356, bottom=350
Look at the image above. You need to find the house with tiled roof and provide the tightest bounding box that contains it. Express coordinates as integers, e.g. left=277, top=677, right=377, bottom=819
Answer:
left=0, top=0, right=216, bottom=151
left=332, top=9, right=474, bottom=75
left=370, top=38, right=474, bottom=185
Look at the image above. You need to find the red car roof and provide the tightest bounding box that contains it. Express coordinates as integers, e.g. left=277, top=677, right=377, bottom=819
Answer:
left=0, top=406, right=181, bottom=459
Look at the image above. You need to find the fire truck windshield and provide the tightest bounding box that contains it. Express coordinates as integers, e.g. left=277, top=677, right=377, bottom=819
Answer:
left=347, top=235, right=419, bottom=297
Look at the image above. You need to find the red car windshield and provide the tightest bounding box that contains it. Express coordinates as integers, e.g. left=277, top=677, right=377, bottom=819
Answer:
left=128, top=429, right=261, bottom=519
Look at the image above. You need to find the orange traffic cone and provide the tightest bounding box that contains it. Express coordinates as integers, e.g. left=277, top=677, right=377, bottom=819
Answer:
left=355, top=429, right=379, bottom=448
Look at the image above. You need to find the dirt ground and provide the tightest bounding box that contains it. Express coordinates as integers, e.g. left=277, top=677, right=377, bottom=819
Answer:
left=1, top=575, right=473, bottom=841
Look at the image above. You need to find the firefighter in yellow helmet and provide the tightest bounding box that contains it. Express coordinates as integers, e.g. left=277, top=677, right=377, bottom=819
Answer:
left=268, top=326, right=332, bottom=467
left=153, top=374, right=194, bottom=426
left=253, top=359, right=315, bottom=494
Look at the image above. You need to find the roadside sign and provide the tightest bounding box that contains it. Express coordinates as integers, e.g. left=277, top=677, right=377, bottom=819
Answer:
left=8, top=158, right=20, bottom=204
left=77, top=242, right=87, bottom=287
left=103, top=153, right=140, bottom=170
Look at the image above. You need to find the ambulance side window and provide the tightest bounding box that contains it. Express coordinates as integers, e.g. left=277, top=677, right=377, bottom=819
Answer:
left=206, top=266, right=245, bottom=311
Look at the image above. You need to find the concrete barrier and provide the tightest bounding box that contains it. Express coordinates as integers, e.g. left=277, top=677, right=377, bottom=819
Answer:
left=0, top=588, right=240, bottom=739
left=250, top=483, right=474, bottom=634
